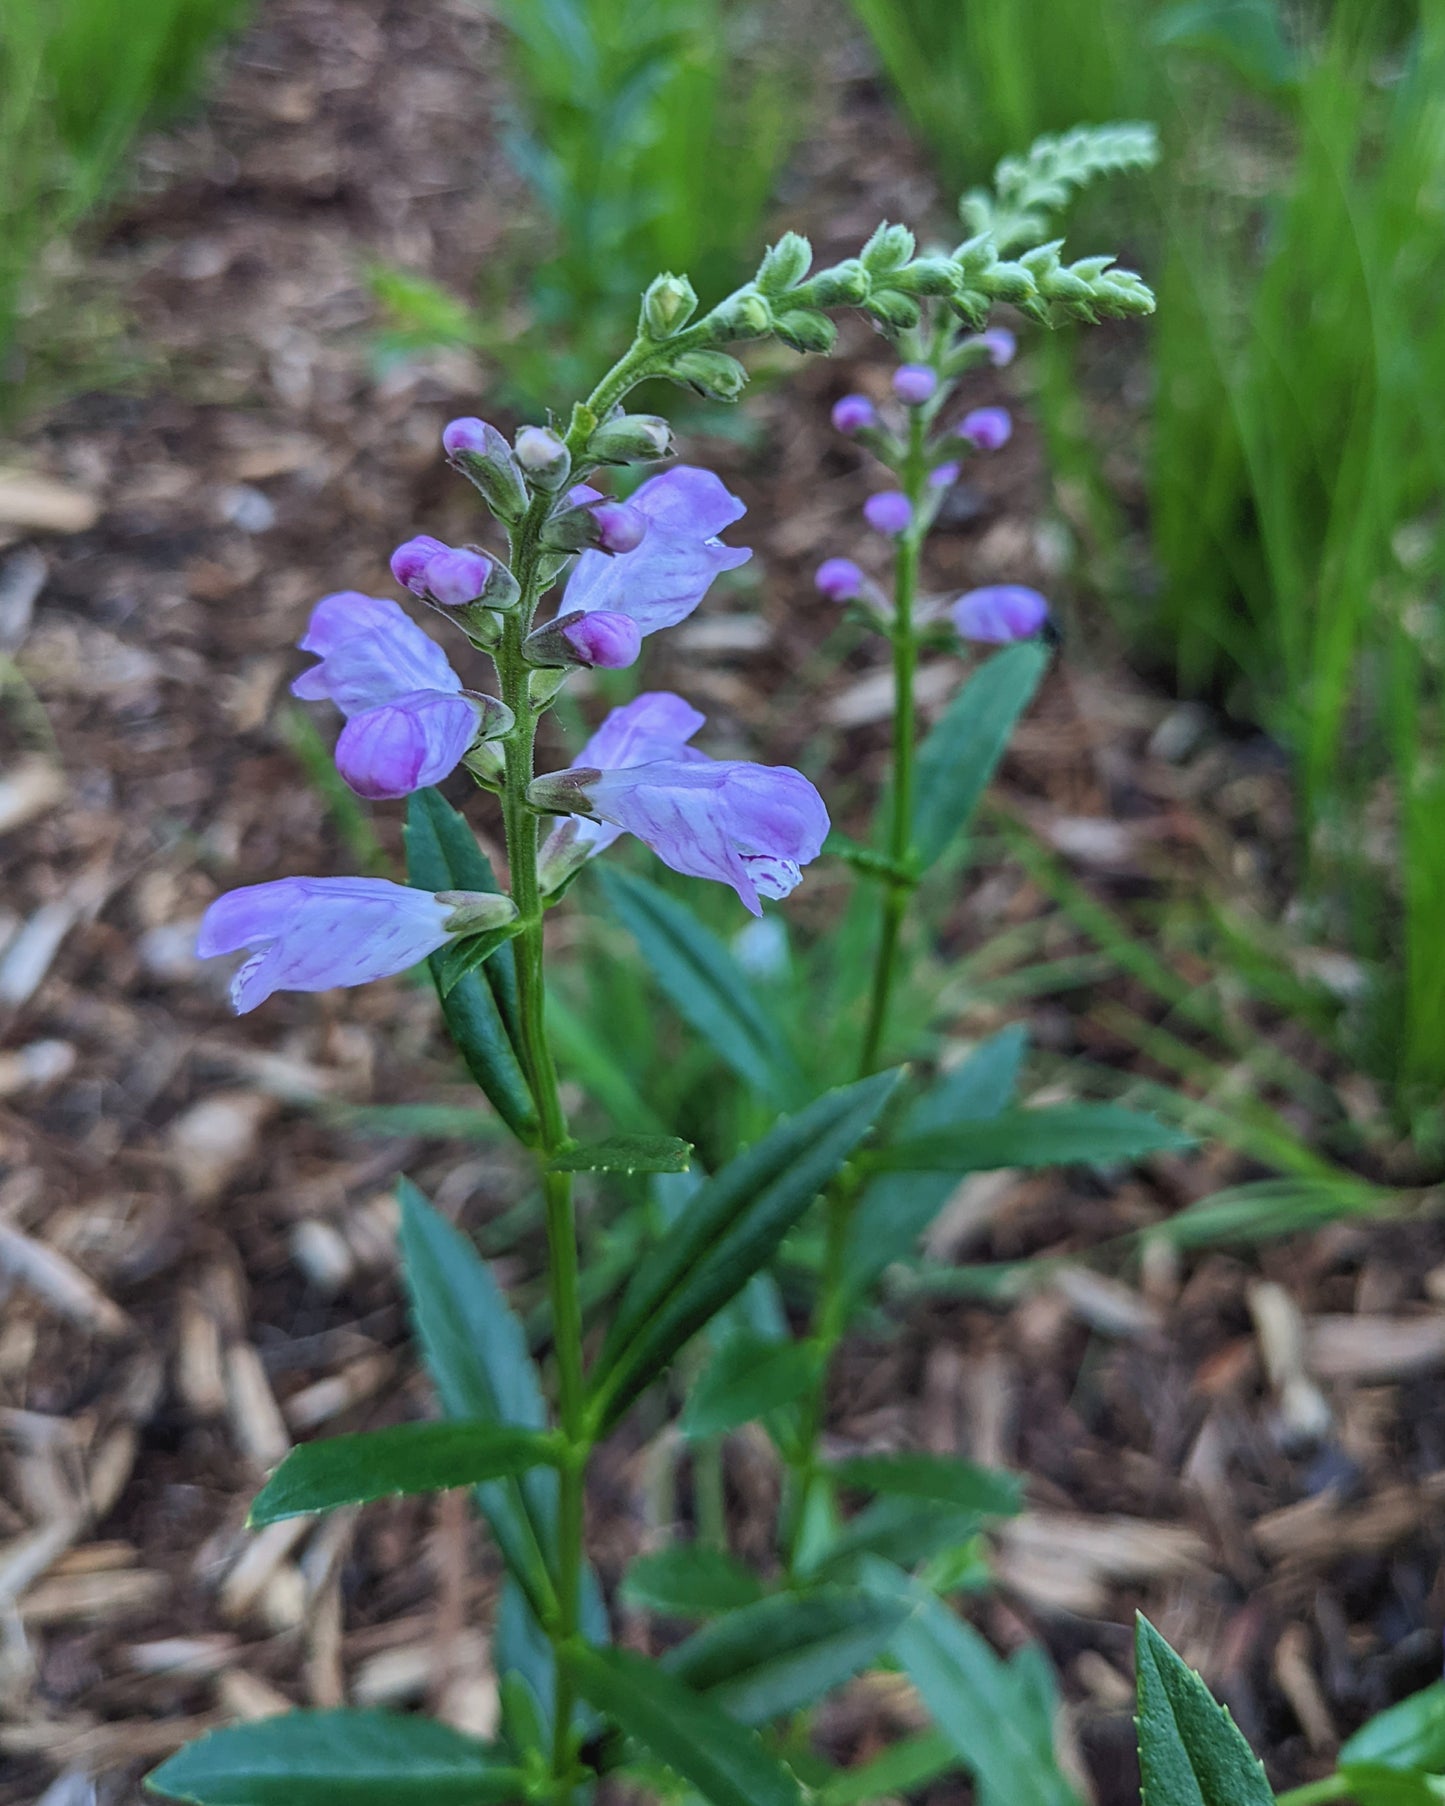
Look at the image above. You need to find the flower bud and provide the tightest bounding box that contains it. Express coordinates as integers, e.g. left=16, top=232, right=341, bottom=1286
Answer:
left=541, top=489, right=648, bottom=556
left=815, top=557, right=864, bottom=602
left=528, top=767, right=603, bottom=815
left=961, top=406, right=1012, bottom=451
left=831, top=394, right=876, bottom=435
left=755, top=232, right=812, bottom=294
left=860, top=220, right=916, bottom=273
left=773, top=308, right=836, bottom=355
left=425, top=547, right=494, bottom=608
left=892, top=363, right=937, bottom=405
left=929, top=460, right=961, bottom=490
left=436, top=889, right=520, bottom=936
left=642, top=272, right=699, bottom=339
left=715, top=291, right=772, bottom=341
left=666, top=350, right=748, bottom=402
left=391, top=533, right=448, bottom=595
left=950, top=584, right=1049, bottom=644
left=586, top=413, right=674, bottom=465
left=442, top=417, right=529, bottom=521
left=807, top=259, right=870, bottom=306
left=524, top=608, right=642, bottom=671
left=514, top=425, right=571, bottom=492
left=864, top=491, right=912, bottom=536
left=892, top=256, right=958, bottom=297
left=865, top=289, right=922, bottom=332
left=978, top=327, right=1016, bottom=367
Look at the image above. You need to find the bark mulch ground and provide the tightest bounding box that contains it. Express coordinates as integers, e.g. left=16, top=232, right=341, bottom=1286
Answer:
left=1, top=4, right=1441, bottom=1802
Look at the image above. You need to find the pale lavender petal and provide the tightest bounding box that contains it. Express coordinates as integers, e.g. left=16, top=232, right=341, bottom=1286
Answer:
left=950, top=585, right=1050, bottom=644
left=197, top=877, right=454, bottom=1013
left=292, top=594, right=461, bottom=715
left=546, top=691, right=707, bottom=866
left=893, top=364, right=937, bottom=405
left=961, top=406, right=1012, bottom=451
left=561, top=611, right=642, bottom=669
left=334, top=691, right=480, bottom=798
left=562, top=466, right=750, bottom=634
left=815, top=557, right=864, bottom=601
left=864, top=492, right=912, bottom=536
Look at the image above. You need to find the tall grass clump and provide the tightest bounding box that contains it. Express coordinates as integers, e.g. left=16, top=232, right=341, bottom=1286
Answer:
left=0, top=0, right=247, bottom=402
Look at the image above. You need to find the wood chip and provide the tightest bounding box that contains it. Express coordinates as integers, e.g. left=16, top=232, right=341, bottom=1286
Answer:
left=217, top=1668, right=293, bottom=1721
left=1273, top=1624, right=1336, bottom=1751
left=126, top=1635, right=239, bottom=1678
left=19, top=1566, right=168, bottom=1625
left=218, top=1518, right=310, bottom=1622
left=1249, top=1280, right=1331, bottom=1443
left=0, top=1221, right=131, bottom=1336
left=225, top=1342, right=291, bottom=1469
left=284, top=1353, right=392, bottom=1430
left=167, top=1091, right=277, bottom=1205
left=0, top=760, right=65, bottom=837
left=1053, top=1267, right=1162, bottom=1339
left=1306, top=1314, right=1445, bottom=1380
left=0, top=470, right=101, bottom=533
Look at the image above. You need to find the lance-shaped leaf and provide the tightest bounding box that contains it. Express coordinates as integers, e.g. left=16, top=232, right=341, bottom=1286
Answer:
left=146, top=1710, right=523, bottom=1804
left=680, top=1333, right=820, bottom=1440
left=913, top=640, right=1049, bottom=871
left=406, top=789, right=536, bottom=1142
left=664, top=1588, right=911, bottom=1725
left=829, top=1451, right=1022, bottom=1519
left=1134, top=1614, right=1275, bottom=1806
left=550, top=1134, right=694, bottom=1175
left=1340, top=1680, right=1445, bottom=1776
left=621, top=1545, right=766, bottom=1618
left=250, top=1422, right=560, bottom=1526
left=569, top=1643, right=804, bottom=1806
left=588, top=1070, right=902, bottom=1431
left=871, top=1104, right=1191, bottom=1173
left=398, top=1181, right=556, bottom=1618
left=598, top=867, right=804, bottom=1103
left=843, top=1025, right=1027, bottom=1299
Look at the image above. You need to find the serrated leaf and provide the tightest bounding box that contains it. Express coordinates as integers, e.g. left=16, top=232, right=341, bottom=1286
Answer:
left=588, top=1071, right=902, bottom=1431
left=1135, top=1614, right=1275, bottom=1806
left=1341, top=1682, right=1445, bottom=1775
left=406, top=791, right=536, bottom=1143
left=829, top=1451, right=1022, bottom=1519
left=913, top=641, right=1049, bottom=870
left=397, top=1181, right=556, bottom=1617
left=145, top=1710, right=522, bottom=1804
left=870, top=1561, right=1082, bottom=1806
left=665, top=1588, right=910, bottom=1725
left=680, top=1334, right=819, bottom=1440
left=621, top=1545, right=767, bottom=1617
left=250, top=1423, right=559, bottom=1526
left=843, top=1026, right=1027, bottom=1299
left=569, top=1643, right=804, bottom=1806
left=871, top=1104, right=1191, bottom=1173
left=550, top=1134, right=694, bottom=1175
left=598, top=867, right=803, bottom=1103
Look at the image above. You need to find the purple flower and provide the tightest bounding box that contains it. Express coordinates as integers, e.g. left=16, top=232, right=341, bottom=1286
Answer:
left=950, top=585, right=1050, bottom=644
left=815, top=557, right=864, bottom=602
left=961, top=407, right=1012, bottom=451
left=391, top=536, right=449, bottom=594
left=198, top=877, right=463, bottom=1013
left=292, top=593, right=480, bottom=796
left=424, top=548, right=494, bottom=608
left=971, top=328, right=1017, bottom=368
left=335, top=691, right=482, bottom=798
left=831, top=394, right=877, bottom=435
left=591, top=500, right=647, bottom=554
left=526, top=609, right=643, bottom=671
left=575, top=760, right=829, bottom=915
left=293, top=593, right=461, bottom=715
left=442, top=417, right=492, bottom=458
left=864, top=491, right=912, bottom=536
left=929, top=461, right=961, bottom=490
left=893, top=364, right=937, bottom=405
left=562, top=466, right=750, bottom=636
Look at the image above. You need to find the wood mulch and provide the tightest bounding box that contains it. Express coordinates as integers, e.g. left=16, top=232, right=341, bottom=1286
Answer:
left=1, top=2, right=1441, bottom=1801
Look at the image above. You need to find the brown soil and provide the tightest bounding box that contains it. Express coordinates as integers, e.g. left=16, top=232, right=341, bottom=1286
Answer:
left=2, top=3, right=1442, bottom=1802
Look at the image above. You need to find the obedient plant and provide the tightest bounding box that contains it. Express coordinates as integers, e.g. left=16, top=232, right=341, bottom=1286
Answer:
left=151, top=125, right=1406, bottom=1806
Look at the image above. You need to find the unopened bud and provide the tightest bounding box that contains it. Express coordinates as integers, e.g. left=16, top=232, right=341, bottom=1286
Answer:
left=442, top=417, right=528, bottom=521
left=860, top=221, right=916, bottom=273
left=514, top=425, right=571, bottom=492
left=528, top=767, right=602, bottom=815
left=755, top=232, right=812, bottom=294
left=831, top=394, right=877, bottom=435
left=807, top=260, right=870, bottom=306
left=524, top=608, right=641, bottom=671
left=642, top=272, right=698, bottom=339
left=586, top=413, right=674, bottom=465
left=865, top=290, right=921, bottom=332
left=892, top=363, right=937, bottom=406
left=437, top=889, right=519, bottom=936
left=541, top=489, right=648, bottom=556
left=773, top=309, right=836, bottom=355
left=714, top=291, right=772, bottom=342
left=666, top=350, right=748, bottom=402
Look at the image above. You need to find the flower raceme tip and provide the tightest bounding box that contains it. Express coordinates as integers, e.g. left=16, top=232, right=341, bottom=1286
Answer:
left=892, top=363, right=938, bottom=405
left=196, top=877, right=516, bottom=1014
left=815, top=557, right=864, bottom=602
left=950, top=584, right=1050, bottom=644
left=961, top=406, right=1012, bottom=451
left=864, top=491, right=913, bottom=537
left=831, top=393, right=877, bottom=435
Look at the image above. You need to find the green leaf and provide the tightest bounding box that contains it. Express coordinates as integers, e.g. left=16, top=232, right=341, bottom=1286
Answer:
left=1338, top=1767, right=1445, bottom=1806
left=550, top=1134, right=694, bottom=1175
left=250, top=1423, right=559, bottom=1526
left=146, top=1710, right=523, bottom=1803
left=873, top=1563, right=1082, bottom=1806
left=589, top=1070, right=903, bottom=1431
left=569, top=1643, right=804, bottom=1806
left=598, top=867, right=803, bottom=1103
left=397, top=1181, right=556, bottom=1617
left=1342, top=1682, right=1445, bottom=1775
left=1134, top=1614, right=1275, bottom=1806
left=843, top=1026, right=1027, bottom=1298
left=621, top=1545, right=767, bottom=1617
left=818, top=1494, right=986, bottom=1575
left=871, top=1104, right=1191, bottom=1173
left=830, top=1451, right=1022, bottom=1519
left=680, top=1334, right=820, bottom=1440
left=912, top=641, right=1049, bottom=870
left=406, top=791, right=536, bottom=1143
left=433, top=921, right=524, bottom=998
left=818, top=1729, right=960, bottom=1806
left=665, top=1588, right=911, bottom=1726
